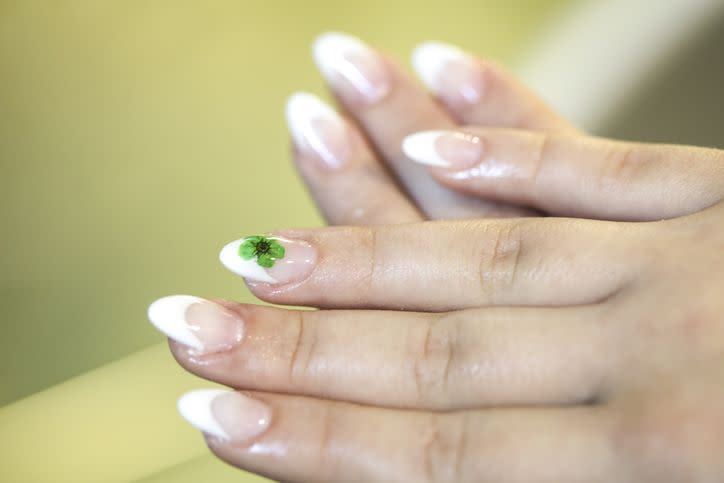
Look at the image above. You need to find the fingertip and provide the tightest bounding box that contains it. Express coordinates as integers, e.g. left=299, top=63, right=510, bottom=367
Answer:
left=411, top=41, right=469, bottom=92
left=284, top=91, right=350, bottom=170
left=410, top=40, right=484, bottom=106
left=402, top=130, right=452, bottom=167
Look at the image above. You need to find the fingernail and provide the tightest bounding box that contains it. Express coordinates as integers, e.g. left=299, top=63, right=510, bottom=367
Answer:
left=313, top=32, right=390, bottom=105
left=147, top=295, right=244, bottom=353
left=412, top=42, right=484, bottom=106
left=219, top=235, right=317, bottom=285
left=403, top=130, right=483, bottom=169
left=177, top=389, right=272, bottom=442
left=286, top=92, right=350, bottom=169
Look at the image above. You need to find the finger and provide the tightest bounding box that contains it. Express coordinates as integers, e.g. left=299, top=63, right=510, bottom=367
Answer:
left=286, top=92, right=422, bottom=225
left=178, top=390, right=616, bottom=483
left=155, top=299, right=613, bottom=409
left=312, top=31, right=531, bottom=219
left=402, top=128, right=724, bottom=220
left=411, top=41, right=576, bottom=133
left=218, top=219, right=641, bottom=311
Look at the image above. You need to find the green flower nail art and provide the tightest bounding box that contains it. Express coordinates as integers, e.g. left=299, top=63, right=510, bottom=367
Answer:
left=239, top=235, right=286, bottom=268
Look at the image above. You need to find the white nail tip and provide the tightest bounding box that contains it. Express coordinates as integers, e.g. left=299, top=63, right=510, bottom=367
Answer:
left=219, top=239, right=278, bottom=284
left=285, top=92, right=342, bottom=166
left=286, top=92, right=336, bottom=141
left=412, top=41, right=466, bottom=90
left=177, top=389, right=231, bottom=440
left=402, top=131, right=451, bottom=167
left=312, top=31, right=367, bottom=79
left=147, top=295, right=205, bottom=350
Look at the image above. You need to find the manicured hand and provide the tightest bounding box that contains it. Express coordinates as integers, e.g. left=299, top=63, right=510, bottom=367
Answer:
left=291, top=33, right=722, bottom=225
left=150, top=183, right=724, bottom=481
left=286, top=33, right=579, bottom=224
left=146, top=35, right=724, bottom=482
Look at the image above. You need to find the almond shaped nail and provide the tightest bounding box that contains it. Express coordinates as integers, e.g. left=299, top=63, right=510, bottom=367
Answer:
left=178, top=389, right=271, bottom=442
left=285, top=92, right=350, bottom=169
left=219, top=235, right=317, bottom=285
left=412, top=41, right=484, bottom=105
left=403, top=130, right=483, bottom=169
left=313, top=31, right=390, bottom=104
left=147, top=295, right=244, bottom=353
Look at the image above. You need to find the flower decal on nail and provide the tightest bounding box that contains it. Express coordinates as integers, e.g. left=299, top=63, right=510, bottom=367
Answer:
left=239, top=236, right=286, bottom=268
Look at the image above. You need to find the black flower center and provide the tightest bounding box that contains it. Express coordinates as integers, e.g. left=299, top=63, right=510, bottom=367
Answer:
left=255, top=240, right=271, bottom=256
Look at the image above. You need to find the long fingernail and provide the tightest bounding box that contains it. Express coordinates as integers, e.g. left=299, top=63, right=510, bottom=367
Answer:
left=286, top=92, right=350, bottom=169
left=403, top=130, right=483, bottom=169
left=313, top=32, right=390, bottom=105
left=147, top=295, right=244, bottom=353
left=219, top=235, right=317, bottom=285
left=178, top=389, right=272, bottom=442
left=412, top=42, right=484, bottom=106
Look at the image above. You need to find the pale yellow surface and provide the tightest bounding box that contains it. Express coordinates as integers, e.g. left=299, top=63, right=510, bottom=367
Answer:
left=0, top=1, right=568, bottom=482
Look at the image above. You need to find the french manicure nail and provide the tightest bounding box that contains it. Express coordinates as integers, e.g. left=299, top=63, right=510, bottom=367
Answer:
left=219, top=235, right=317, bottom=285
left=313, top=32, right=390, bottom=104
left=412, top=42, right=484, bottom=106
left=147, top=295, right=244, bottom=353
left=178, top=389, right=272, bottom=442
left=286, top=92, right=350, bottom=169
left=403, top=130, right=483, bottom=169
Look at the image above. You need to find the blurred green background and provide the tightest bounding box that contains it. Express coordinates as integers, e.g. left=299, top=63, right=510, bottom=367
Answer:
left=0, top=1, right=571, bottom=481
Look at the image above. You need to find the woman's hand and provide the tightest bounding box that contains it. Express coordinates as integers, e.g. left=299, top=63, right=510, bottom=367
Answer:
left=150, top=205, right=724, bottom=481
left=146, top=34, right=724, bottom=482
left=287, top=33, right=579, bottom=224
left=290, top=33, right=722, bottom=226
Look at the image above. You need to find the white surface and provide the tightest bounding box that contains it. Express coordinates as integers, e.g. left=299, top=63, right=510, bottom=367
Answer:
left=147, top=295, right=204, bottom=350
left=177, top=389, right=230, bottom=440
left=219, top=238, right=278, bottom=283
left=402, top=131, right=451, bottom=167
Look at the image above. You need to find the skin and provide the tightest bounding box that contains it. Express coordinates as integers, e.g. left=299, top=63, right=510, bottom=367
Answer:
left=168, top=44, right=724, bottom=481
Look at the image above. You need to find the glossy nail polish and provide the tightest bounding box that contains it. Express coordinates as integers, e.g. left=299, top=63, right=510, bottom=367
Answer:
left=313, top=32, right=390, bottom=105
left=219, top=235, right=317, bottom=284
left=178, top=389, right=271, bottom=442
left=403, top=130, right=483, bottom=169
left=147, top=295, right=244, bottom=353
left=412, top=42, right=484, bottom=106
left=286, top=92, right=350, bottom=169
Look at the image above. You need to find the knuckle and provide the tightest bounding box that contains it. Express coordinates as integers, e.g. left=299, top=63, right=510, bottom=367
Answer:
left=287, top=311, right=319, bottom=385
left=528, top=131, right=555, bottom=183
left=358, top=226, right=380, bottom=295
left=478, top=220, right=527, bottom=302
left=597, top=142, right=647, bottom=191
left=313, top=402, right=338, bottom=480
left=418, top=413, right=469, bottom=483
left=411, top=315, right=460, bottom=405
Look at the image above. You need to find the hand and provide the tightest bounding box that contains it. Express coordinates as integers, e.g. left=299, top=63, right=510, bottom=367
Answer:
left=147, top=36, right=724, bottom=482
left=287, top=33, right=578, bottom=224
left=152, top=205, right=724, bottom=481
left=290, top=33, right=715, bottom=226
